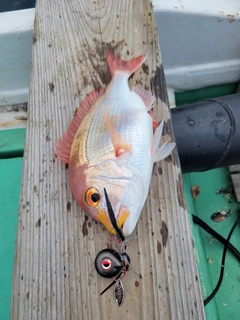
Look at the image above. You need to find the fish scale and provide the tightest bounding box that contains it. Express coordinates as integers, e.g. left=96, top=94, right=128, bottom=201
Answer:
left=75, top=82, right=151, bottom=172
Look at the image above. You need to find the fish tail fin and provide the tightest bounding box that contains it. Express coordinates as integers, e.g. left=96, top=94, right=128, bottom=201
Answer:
left=152, top=120, right=176, bottom=163
left=105, top=49, right=147, bottom=77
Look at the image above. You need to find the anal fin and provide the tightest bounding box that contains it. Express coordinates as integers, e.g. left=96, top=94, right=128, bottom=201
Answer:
left=148, top=110, right=159, bottom=131
left=152, top=121, right=176, bottom=163
left=55, top=88, right=104, bottom=163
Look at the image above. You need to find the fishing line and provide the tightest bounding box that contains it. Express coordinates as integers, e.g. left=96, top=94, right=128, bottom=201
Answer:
left=104, top=188, right=125, bottom=242
left=203, top=215, right=240, bottom=306
left=100, top=271, right=123, bottom=296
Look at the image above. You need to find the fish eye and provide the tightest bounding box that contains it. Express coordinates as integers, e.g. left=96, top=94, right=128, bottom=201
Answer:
left=85, top=187, right=101, bottom=207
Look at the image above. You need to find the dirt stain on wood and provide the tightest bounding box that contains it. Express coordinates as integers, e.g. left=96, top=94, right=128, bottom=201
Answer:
left=67, top=201, right=71, bottom=212
left=82, top=214, right=89, bottom=236
left=33, top=15, right=40, bottom=45
left=49, top=82, right=55, bottom=92
left=160, top=220, right=168, bottom=247
left=176, top=174, right=187, bottom=209
left=151, top=65, right=168, bottom=105
left=82, top=222, right=88, bottom=237
left=33, top=34, right=37, bottom=45
left=142, top=63, right=149, bottom=75
left=157, top=240, right=162, bottom=254
left=88, top=221, right=92, bottom=228
left=36, top=218, right=41, bottom=228
left=165, top=154, right=172, bottom=163
left=46, top=135, right=51, bottom=142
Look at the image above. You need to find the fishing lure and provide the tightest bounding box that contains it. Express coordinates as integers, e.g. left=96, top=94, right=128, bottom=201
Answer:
left=94, top=189, right=131, bottom=306
left=94, top=248, right=130, bottom=305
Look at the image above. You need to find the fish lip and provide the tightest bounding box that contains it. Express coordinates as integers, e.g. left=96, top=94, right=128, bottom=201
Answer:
left=116, top=209, right=129, bottom=233
left=96, top=208, right=117, bottom=235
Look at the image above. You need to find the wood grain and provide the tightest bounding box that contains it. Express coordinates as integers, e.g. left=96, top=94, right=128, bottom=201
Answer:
left=231, top=173, right=240, bottom=202
left=11, top=1, right=205, bottom=319
left=229, top=165, right=240, bottom=201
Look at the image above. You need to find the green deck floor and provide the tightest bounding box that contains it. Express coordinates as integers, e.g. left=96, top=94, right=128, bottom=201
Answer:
left=0, top=82, right=239, bottom=319
left=184, top=169, right=240, bottom=319
left=0, top=157, right=23, bottom=320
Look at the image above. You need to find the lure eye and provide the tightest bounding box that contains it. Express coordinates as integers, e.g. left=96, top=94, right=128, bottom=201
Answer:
left=85, top=187, right=101, bottom=207
left=101, top=258, right=112, bottom=270
left=94, top=249, right=123, bottom=278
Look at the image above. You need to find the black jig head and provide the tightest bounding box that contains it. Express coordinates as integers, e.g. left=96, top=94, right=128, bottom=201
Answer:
left=95, top=249, right=130, bottom=278
left=95, top=249, right=123, bottom=278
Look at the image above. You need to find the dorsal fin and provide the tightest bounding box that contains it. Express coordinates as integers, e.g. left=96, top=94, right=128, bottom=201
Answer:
left=132, top=86, right=158, bottom=131
left=131, top=86, right=155, bottom=110
left=54, top=88, right=104, bottom=163
left=105, top=49, right=147, bottom=77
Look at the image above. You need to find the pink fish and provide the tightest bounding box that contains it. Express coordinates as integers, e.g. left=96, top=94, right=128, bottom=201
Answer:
left=55, top=50, right=175, bottom=236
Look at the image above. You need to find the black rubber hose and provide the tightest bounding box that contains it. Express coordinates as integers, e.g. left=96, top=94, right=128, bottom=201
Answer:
left=192, top=215, right=240, bottom=262
left=171, top=93, right=240, bottom=173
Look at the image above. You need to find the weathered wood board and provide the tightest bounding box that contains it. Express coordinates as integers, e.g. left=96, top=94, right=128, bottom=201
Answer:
left=229, top=165, right=240, bottom=202
left=11, top=1, right=205, bottom=319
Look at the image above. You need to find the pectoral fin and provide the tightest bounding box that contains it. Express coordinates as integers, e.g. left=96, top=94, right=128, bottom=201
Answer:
left=103, top=110, right=131, bottom=157
left=152, top=121, right=176, bottom=163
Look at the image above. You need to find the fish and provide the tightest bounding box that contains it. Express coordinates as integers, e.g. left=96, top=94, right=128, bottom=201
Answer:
left=55, top=50, right=175, bottom=236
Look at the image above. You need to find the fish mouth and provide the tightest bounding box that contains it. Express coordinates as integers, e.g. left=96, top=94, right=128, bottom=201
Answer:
left=96, top=208, right=129, bottom=236
left=96, top=209, right=117, bottom=235
left=100, top=188, right=130, bottom=236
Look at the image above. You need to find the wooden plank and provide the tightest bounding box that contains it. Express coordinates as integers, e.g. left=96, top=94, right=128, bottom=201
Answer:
left=229, top=165, right=240, bottom=173
left=11, top=1, right=205, bottom=319
left=231, top=173, right=240, bottom=202
left=229, top=166, right=240, bottom=201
